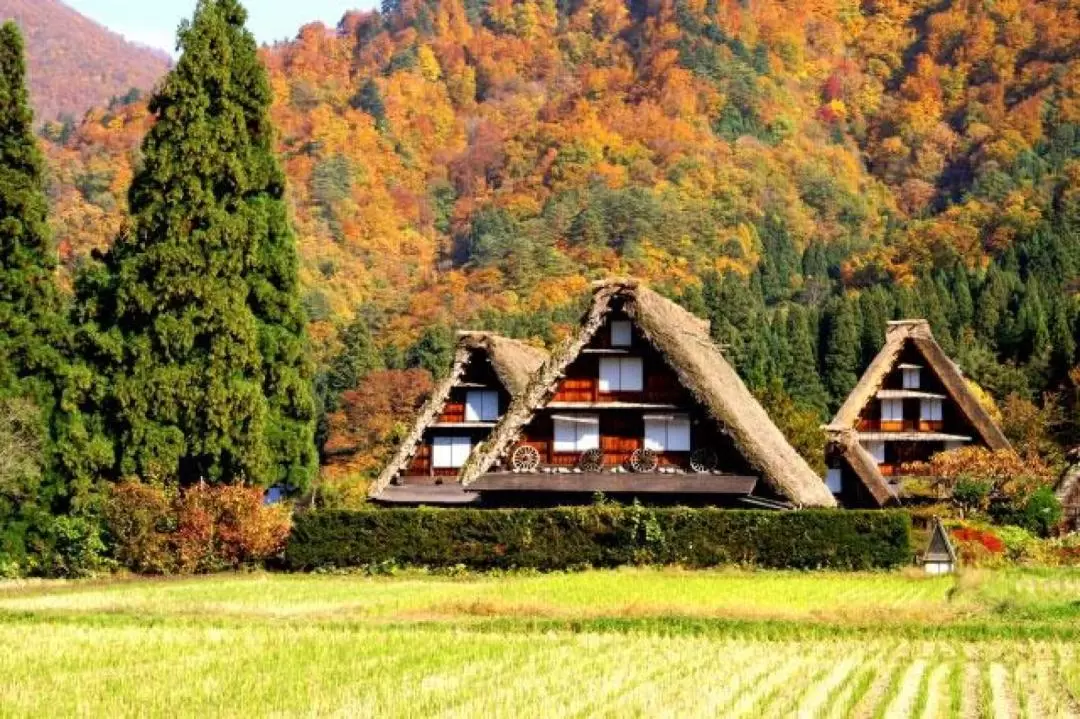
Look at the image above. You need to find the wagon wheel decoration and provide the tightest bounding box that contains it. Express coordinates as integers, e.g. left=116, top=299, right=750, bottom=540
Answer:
left=630, top=448, right=659, bottom=473
left=511, top=445, right=541, bottom=472
left=690, top=448, right=718, bottom=473
left=578, top=449, right=604, bottom=473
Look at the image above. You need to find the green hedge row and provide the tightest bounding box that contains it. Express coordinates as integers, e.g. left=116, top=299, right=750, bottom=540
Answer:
left=285, top=507, right=912, bottom=571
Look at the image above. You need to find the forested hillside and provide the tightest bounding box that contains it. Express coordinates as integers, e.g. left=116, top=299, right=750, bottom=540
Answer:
left=39, top=0, right=1080, bottom=476
left=0, top=0, right=170, bottom=124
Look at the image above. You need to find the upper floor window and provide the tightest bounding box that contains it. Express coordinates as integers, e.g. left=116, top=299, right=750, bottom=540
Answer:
left=643, top=414, right=691, bottom=452
left=881, top=398, right=904, bottom=422
left=902, top=366, right=921, bottom=389
left=599, top=357, right=643, bottom=392
left=433, top=436, right=471, bottom=468
left=920, top=398, right=943, bottom=422
left=465, top=390, right=499, bottom=422
left=610, top=320, right=633, bottom=347
left=553, top=414, right=600, bottom=452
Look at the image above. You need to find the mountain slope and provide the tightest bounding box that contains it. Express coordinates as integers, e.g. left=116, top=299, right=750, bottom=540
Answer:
left=0, top=0, right=170, bottom=123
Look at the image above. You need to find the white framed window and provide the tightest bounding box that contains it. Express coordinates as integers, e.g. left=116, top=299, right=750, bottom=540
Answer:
left=432, top=436, right=471, bottom=468
left=863, top=440, right=886, bottom=464
left=599, top=357, right=643, bottom=392
left=643, top=414, right=691, bottom=452
left=610, top=320, right=633, bottom=347
left=552, top=415, right=600, bottom=452
left=826, top=468, right=843, bottom=494
left=465, top=390, right=499, bottom=422
left=902, top=367, right=921, bottom=389
left=881, top=398, right=904, bottom=422
left=920, top=398, right=943, bottom=422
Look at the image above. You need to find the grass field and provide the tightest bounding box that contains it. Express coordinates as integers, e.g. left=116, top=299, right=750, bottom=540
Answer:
left=2, top=568, right=1080, bottom=717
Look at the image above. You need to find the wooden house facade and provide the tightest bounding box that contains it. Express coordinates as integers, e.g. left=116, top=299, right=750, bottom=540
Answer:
left=459, top=280, right=836, bottom=508
left=369, top=332, right=547, bottom=504
left=825, top=320, right=1011, bottom=507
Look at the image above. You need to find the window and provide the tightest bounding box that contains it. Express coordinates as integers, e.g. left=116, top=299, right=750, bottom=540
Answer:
left=465, top=391, right=499, bottom=422
left=432, top=436, right=471, bottom=468
left=610, top=320, right=633, bottom=347
left=863, top=440, right=886, bottom=464
left=598, top=357, right=643, bottom=392
left=826, top=468, right=843, bottom=494
left=552, top=415, right=600, bottom=452
left=920, top=398, right=943, bottom=422
left=881, top=398, right=904, bottom=422
left=643, top=414, right=691, bottom=452
left=902, top=367, right=921, bottom=389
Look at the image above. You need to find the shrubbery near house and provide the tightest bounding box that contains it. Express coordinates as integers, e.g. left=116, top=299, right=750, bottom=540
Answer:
left=285, top=506, right=912, bottom=571
left=104, top=481, right=290, bottom=574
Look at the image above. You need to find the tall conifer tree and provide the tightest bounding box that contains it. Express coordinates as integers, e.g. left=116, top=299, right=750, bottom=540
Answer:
left=0, top=22, right=64, bottom=400
left=79, top=1, right=315, bottom=489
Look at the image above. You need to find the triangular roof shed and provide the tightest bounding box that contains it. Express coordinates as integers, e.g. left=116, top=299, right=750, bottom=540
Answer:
left=460, top=279, right=836, bottom=508
left=369, top=332, right=548, bottom=498
left=826, top=319, right=1011, bottom=506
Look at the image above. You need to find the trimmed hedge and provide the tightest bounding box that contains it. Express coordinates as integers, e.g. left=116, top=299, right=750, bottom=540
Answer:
left=285, top=507, right=912, bottom=571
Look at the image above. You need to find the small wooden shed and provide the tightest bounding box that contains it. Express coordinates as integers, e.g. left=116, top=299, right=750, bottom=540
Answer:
left=923, top=517, right=957, bottom=575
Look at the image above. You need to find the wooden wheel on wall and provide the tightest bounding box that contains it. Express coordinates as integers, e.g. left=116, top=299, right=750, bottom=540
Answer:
left=578, top=449, right=604, bottom=473
left=630, top=448, right=659, bottom=473
left=511, top=445, right=541, bottom=472
left=690, top=448, right=718, bottom=473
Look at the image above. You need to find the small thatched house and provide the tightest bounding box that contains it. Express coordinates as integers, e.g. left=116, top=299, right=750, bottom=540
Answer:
left=824, top=320, right=1011, bottom=507
left=458, top=279, right=836, bottom=508
left=370, top=332, right=548, bottom=504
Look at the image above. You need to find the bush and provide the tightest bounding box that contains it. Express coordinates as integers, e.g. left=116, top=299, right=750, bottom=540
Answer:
left=990, top=486, right=1063, bottom=538
left=285, top=507, right=912, bottom=571
left=104, top=481, right=292, bottom=574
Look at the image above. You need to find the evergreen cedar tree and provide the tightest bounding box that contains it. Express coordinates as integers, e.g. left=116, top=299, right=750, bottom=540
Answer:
left=73, top=0, right=316, bottom=490
left=0, top=21, right=79, bottom=549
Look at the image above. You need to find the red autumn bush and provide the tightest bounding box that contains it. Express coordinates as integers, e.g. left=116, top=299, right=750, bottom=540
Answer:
left=950, top=526, right=1006, bottom=565
left=104, top=481, right=291, bottom=574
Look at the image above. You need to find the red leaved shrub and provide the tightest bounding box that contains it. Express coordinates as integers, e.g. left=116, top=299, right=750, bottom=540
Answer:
left=104, top=481, right=291, bottom=574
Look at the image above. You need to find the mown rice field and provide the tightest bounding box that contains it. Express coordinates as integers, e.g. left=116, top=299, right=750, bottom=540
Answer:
left=1, top=568, right=1079, bottom=717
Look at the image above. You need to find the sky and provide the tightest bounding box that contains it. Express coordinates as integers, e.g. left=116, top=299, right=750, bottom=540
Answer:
left=66, top=0, right=377, bottom=56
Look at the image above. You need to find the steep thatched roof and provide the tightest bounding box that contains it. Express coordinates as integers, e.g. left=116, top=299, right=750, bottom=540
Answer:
left=830, top=430, right=898, bottom=507
left=825, top=320, right=1010, bottom=506
left=460, top=279, right=836, bottom=507
left=826, top=320, right=1010, bottom=449
left=369, top=332, right=547, bottom=497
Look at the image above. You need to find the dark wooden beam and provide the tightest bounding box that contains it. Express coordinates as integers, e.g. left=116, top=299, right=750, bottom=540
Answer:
left=468, top=473, right=758, bottom=494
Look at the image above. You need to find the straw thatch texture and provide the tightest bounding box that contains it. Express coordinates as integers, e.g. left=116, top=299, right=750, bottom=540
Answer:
left=830, top=430, right=898, bottom=507
left=825, top=319, right=1011, bottom=507
left=369, top=333, right=547, bottom=497
left=460, top=279, right=836, bottom=507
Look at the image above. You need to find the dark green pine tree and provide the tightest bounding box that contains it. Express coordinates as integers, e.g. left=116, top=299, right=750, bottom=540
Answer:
left=0, top=22, right=71, bottom=563
left=219, top=0, right=317, bottom=490
left=782, top=306, right=829, bottom=416
left=0, top=22, right=66, bottom=401
left=822, top=296, right=861, bottom=411
left=78, top=1, right=315, bottom=489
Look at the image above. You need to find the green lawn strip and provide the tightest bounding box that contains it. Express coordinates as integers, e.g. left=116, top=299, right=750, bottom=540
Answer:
left=4, top=608, right=1080, bottom=643
left=817, top=647, right=886, bottom=718
left=947, top=661, right=964, bottom=718
left=909, top=658, right=936, bottom=718
left=978, top=661, right=994, bottom=719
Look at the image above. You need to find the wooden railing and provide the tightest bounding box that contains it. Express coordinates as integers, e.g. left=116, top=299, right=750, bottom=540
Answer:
left=857, top=419, right=945, bottom=433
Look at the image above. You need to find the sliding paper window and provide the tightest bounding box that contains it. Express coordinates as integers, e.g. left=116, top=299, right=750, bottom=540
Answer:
left=432, top=436, right=472, bottom=468
left=643, top=414, right=691, bottom=452
left=598, top=357, right=643, bottom=392
left=465, top=391, right=499, bottom=421
left=552, top=415, right=600, bottom=452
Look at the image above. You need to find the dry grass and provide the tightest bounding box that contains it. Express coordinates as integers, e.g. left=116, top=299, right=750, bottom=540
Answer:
left=1, top=567, right=1079, bottom=717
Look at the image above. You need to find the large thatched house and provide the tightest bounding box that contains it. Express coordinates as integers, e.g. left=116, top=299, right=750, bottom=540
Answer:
left=370, top=332, right=548, bottom=504
left=824, top=320, right=1011, bottom=507
left=458, top=279, right=836, bottom=508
